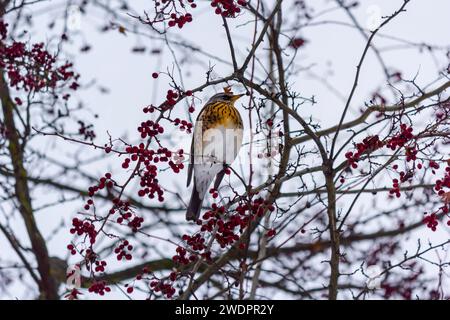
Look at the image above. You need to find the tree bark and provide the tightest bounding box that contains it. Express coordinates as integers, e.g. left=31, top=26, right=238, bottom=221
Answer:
left=325, top=164, right=340, bottom=300
left=0, top=72, right=59, bottom=299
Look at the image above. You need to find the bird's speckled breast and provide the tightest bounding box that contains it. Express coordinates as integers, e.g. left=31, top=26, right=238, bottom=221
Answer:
left=193, top=101, right=243, bottom=165
left=198, top=101, right=243, bottom=132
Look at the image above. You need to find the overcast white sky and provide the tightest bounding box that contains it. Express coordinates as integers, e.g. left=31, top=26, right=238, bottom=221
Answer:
left=2, top=0, right=450, bottom=299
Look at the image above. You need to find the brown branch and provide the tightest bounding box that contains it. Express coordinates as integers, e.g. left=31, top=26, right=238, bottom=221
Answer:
left=0, top=71, right=58, bottom=299
left=0, top=167, right=186, bottom=213
left=291, top=80, right=450, bottom=146
left=0, top=222, right=41, bottom=285
left=239, top=0, right=283, bottom=74
left=330, top=0, right=410, bottom=157
left=77, top=213, right=430, bottom=286
left=222, top=16, right=238, bottom=71
left=279, top=183, right=435, bottom=197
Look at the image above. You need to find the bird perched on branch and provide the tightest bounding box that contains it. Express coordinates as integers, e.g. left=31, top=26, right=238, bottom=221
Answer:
left=186, top=86, right=244, bottom=221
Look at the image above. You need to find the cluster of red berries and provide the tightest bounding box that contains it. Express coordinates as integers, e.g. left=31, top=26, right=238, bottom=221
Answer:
left=111, top=197, right=131, bottom=216
left=150, top=280, right=176, bottom=299
left=345, top=135, right=383, bottom=168
left=399, top=170, right=414, bottom=183
left=3, top=42, right=26, bottom=60
left=200, top=198, right=275, bottom=248
left=417, top=164, right=450, bottom=232
left=111, top=199, right=144, bottom=233
left=168, top=13, right=193, bottom=28
left=164, top=89, right=179, bottom=109
left=116, top=211, right=132, bottom=224
left=386, top=124, right=414, bottom=150
left=423, top=213, right=439, bottom=231
left=200, top=204, right=223, bottom=223
left=162, top=198, right=275, bottom=281
left=88, top=281, right=111, bottom=296
left=84, top=248, right=98, bottom=264
left=404, top=146, right=418, bottom=162
left=434, top=167, right=450, bottom=194
left=83, top=199, right=94, bottom=211
left=134, top=267, right=177, bottom=298
left=87, top=173, right=114, bottom=197
left=143, top=105, right=156, bottom=113
left=208, top=207, right=241, bottom=248
left=143, top=89, right=193, bottom=114
left=173, top=118, right=193, bottom=133
left=172, top=245, right=197, bottom=265
left=0, top=22, right=78, bottom=94
left=154, top=0, right=196, bottom=29
left=388, top=170, right=416, bottom=199
left=434, top=166, right=450, bottom=220
left=94, top=260, right=107, bottom=272
left=239, top=198, right=276, bottom=217
left=346, top=125, right=416, bottom=169
left=122, top=144, right=184, bottom=200
left=114, top=240, right=133, bottom=261
left=209, top=188, right=219, bottom=199
left=70, top=218, right=97, bottom=244
left=171, top=149, right=185, bottom=172
left=67, top=244, right=77, bottom=255
left=136, top=164, right=162, bottom=198
left=172, top=231, right=214, bottom=267
left=137, top=119, right=164, bottom=138
left=66, top=12, right=202, bottom=299
left=429, top=160, right=440, bottom=170
left=157, top=0, right=196, bottom=8
left=290, top=38, right=306, bottom=49
left=211, top=0, right=246, bottom=17
left=183, top=233, right=206, bottom=252
left=127, top=216, right=144, bottom=233
left=389, top=179, right=401, bottom=198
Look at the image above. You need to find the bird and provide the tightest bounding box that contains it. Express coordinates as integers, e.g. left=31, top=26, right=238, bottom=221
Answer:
left=186, top=86, right=244, bottom=221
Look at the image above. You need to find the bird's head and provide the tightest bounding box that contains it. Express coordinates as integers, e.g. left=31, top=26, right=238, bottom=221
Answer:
left=208, top=87, right=245, bottom=105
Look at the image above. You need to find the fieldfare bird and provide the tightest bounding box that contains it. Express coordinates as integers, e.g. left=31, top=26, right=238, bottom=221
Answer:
left=186, top=87, right=244, bottom=221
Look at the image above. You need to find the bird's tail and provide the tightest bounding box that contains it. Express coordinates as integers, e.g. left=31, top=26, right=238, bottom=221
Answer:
left=186, top=184, right=203, bottom=221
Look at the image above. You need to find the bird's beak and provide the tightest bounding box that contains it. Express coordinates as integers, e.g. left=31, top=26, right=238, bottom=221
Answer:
left=231, top=93, right=245, bottom=102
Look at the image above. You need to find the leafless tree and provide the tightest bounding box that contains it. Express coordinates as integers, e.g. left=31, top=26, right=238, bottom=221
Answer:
left=1, top=0, right=450, bottom=300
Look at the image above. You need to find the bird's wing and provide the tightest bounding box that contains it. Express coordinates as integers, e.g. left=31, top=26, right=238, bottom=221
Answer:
left=194, top=162, right=223, bottom=200
left=213, top=165, right=227, bottom=190
left=187, top=104, right=210, bottom=187
left=186, top=133, right=194, bottom=187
